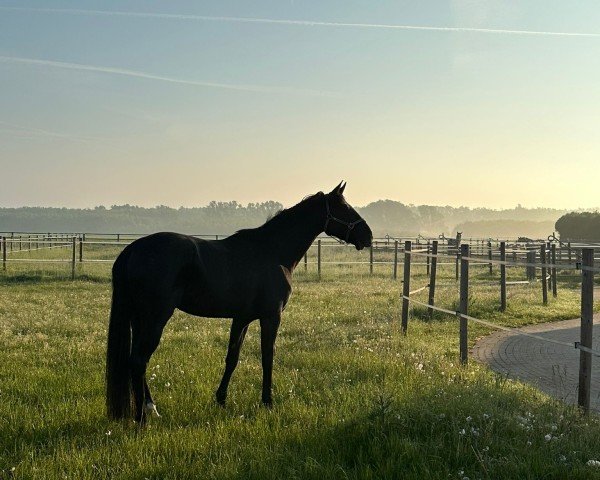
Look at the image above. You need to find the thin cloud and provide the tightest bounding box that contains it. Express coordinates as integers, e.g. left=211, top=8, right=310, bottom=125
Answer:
left=2, top=6, right=600, bottom=38
left=0, top=120, right=101, bottom=142
left=0, top=120, right=129, bottom=153
left=0, top=55, right=339, bottom=97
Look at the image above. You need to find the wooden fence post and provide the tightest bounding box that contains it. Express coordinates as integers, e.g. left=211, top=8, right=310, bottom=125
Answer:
left=578, top=248, right=594, bottom=414
left=393, top=240, right=398, bottom=280
left=568, top=242, right=572, bottom=263
left=500, top=241, right=507, bottom=312
left=370, top=243, right=374, bottom=275
left=459, top=244, right=469, bottom=365
left=487, top=240, right=493, bottom=275
left=401, top=240, right=412, bottom=335
left=426, top=240, right=430, bottom=276
left=317, top=239, right=321, bottom=279
left=540, top=245, right=548, bottom=305
left=71, top=237, right=76, bottom=280
left=2, top=237, right=6, bottom=271
left=551, top=243, right=557, bottom=297
left=10, top=232, right=13, bottom=252
left=304, top=252, right=308, bottom=272
left=79, top=236, right=83, bottom=262
left=428, top=240, right=438, bottom=319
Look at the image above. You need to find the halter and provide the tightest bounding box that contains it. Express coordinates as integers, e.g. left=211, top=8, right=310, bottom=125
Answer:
left=324, top=195, right=366, bottom=243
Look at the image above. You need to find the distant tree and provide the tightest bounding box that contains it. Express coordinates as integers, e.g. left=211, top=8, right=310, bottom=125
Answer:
left=556, top=212, right=600, bottom=241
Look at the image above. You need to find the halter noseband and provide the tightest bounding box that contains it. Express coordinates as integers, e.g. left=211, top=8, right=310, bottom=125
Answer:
left=324, top=195, right=365, bottom=243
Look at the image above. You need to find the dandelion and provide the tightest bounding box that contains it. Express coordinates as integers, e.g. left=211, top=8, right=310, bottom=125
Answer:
left=459, top=429, right=466, bottom=436
left=527, top=441, right=532, bottom=446
left=105, top=430, right=112, bottom=436
left=466, top=416, right=472, bottom=423
left=544, top=434, right=552, bottom=442
left=587, top=460, right=600, bottom=467
left=551, top=425, right=558, bottom=431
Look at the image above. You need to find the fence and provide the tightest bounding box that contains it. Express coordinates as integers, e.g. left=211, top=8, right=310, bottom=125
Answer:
left=400, top=240, right=599, bottom=413
left=2, top=231, right=600, bottom=281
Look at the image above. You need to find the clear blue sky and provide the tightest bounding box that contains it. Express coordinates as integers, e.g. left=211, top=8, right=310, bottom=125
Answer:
left=1, top=1, right=600, bottom=209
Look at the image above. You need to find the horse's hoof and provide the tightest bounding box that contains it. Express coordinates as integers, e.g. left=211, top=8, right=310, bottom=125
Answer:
left=145, top=402, right=161, bottom=417
left=215, top=391, right=227, bottom=407
left=262, top=399, right=273, bottom=409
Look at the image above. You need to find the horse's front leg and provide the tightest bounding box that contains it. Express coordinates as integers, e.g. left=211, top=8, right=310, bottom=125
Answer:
left=216, top=318, right=249, bottom=406
left=259, top=312, right=281, bottom=407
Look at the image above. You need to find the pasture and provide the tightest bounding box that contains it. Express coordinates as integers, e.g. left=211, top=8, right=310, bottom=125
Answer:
left=2, top=245, right=600, bottom=479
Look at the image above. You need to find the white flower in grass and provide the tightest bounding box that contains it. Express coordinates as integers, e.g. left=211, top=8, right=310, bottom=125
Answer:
left=558, top=455, right=566, bottom=462
left=459, top=429, right=466, bottom=436
left=165, top=382, right=171, bottom=388
left=466, top=416, right=472, bottom=423
left=483, top=413, right=490, bottom=420
left=544, top=434, right=552, bottom=442
left=587, top=460, right=600, bottom=467
left=527, top=441, right=532, bottom=446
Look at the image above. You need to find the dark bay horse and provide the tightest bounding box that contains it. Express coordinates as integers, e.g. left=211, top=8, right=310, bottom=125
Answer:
left=106, top=182, right=373, bottom=423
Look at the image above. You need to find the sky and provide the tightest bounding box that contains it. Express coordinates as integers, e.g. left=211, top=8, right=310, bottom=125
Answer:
left=1, top=1, right=600, bottom=209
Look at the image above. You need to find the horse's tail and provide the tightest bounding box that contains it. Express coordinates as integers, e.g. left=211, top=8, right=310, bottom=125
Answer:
left=106, top=249, right=133, bottom=420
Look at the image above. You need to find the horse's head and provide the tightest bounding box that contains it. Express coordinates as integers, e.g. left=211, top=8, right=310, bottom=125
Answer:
left=323, top=181, right=373, bottom=250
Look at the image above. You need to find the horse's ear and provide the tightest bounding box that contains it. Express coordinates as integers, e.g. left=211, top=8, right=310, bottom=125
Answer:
left=330, top=181, right=346, bottom=195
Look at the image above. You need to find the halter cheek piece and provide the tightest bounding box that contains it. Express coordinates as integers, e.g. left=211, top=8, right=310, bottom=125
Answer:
left=324, top=195, right=365, bottom=243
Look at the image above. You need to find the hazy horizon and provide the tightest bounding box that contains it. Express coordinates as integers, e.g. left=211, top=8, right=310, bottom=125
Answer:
left=1, top=198, right=598, bottom=212
left=2, top=1, right=600, bottom=209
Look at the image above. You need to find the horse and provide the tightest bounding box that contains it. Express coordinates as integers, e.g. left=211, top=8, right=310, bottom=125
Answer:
left=106, top=181, right=373, bottom=423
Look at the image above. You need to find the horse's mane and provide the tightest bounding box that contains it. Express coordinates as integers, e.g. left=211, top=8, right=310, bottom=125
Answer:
left=233, top=192, right=324, bottom=240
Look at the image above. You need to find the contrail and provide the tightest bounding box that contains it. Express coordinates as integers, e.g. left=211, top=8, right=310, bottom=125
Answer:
left=2, top=6, right=600, bottom=38
left=0, top=55, right=339, bottom=97
left=0, top=120, right=104, bottom=142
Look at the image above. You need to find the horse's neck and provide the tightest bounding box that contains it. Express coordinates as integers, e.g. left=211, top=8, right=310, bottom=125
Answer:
left=271, top=208, right=323, bottom=271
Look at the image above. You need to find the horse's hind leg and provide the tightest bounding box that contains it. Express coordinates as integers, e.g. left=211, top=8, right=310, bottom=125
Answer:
left=131, top=308, right=172, bottom=424
left=216, top=318, right=250, bottom=406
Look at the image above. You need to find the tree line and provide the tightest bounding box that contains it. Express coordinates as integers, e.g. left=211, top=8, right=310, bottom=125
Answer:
left=0, top=200, right=576, bottom=238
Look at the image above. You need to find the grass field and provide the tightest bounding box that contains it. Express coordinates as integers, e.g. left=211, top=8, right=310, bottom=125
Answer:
left=1, top=249, right=600, bottom=479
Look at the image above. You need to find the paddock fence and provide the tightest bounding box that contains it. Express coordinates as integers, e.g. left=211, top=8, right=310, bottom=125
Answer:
left=1, top=231, right=599, bottom=281
left=400, top=240, right=599, bottom=413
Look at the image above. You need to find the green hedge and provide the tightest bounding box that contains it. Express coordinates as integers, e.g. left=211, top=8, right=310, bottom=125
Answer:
left=555, top=212, right=600, bottom=241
